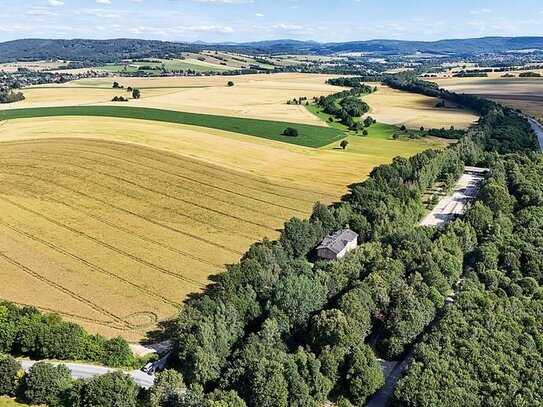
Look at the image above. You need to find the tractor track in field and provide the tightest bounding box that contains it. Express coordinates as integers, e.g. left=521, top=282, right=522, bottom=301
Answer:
left=0, top=179, right=223, bottom=269
left=0, top=170, right=244, bottom=256
left=0, top=250, right=130, bottom=329
left=19, top=148, right=307, bottom=217
left=0, top=202, right=184, bottom=308
left=0, top=159, right=274, bottom=239
left=2, top=150, right=293, bottom=223
left=0, top=194, right=208, bottom=289
left=1, top=138, right=339, bottom=202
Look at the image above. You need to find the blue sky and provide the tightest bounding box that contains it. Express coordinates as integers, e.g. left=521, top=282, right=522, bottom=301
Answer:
left=1, top=0, right=542, bottom=43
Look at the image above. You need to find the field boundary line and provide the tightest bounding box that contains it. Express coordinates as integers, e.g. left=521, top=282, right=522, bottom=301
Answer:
left=0, top=105, right=345, bottom=148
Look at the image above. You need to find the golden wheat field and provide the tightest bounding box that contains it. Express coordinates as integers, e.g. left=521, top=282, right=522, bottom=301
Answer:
left=3, top=74, right=344, bottom=126
left=0, top=73, right=464, bottom=341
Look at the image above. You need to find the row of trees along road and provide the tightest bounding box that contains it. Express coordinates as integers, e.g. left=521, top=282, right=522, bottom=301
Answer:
left=394, top=151, right=543, bottom=406
left=0, top=356, right=248, bottom=407
left=0, top=301, right=135, bottom=368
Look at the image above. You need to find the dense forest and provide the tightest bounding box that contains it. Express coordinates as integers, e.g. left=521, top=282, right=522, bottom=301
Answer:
left=168, top=74, right=539, bottom=406
left=394, top=152, right=543, bottom=406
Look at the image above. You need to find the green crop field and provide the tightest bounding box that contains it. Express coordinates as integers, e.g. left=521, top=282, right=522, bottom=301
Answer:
left=0, top=106, right=344, bottom=148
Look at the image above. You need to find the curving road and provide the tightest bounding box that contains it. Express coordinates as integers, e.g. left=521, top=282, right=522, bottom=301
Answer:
left=526, top=116, right=543, bottom=153
left=19, top=360, right=156, bottom=389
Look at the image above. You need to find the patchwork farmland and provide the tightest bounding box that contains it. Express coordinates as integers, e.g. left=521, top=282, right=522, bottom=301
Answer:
left=0, top=73, right=473, bottom=340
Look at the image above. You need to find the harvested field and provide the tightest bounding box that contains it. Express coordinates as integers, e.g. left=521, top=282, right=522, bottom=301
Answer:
left=433, top=76, right=543, bottom=121
left=363, top=84, right=479, bottom=130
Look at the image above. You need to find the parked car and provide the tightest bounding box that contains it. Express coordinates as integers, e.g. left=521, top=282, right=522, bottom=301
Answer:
left=141, top=362, right=154, bottom=373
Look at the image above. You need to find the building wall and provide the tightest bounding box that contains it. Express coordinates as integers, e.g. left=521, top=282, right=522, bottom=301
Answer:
left=336, top=239, right=358, bottom=259
left=317, top=238, right=358, bottom=260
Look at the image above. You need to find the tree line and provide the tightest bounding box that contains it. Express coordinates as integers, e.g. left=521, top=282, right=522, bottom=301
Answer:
left=0, top=357, right=246, bottom=407
left=0, top=301, right=135, bottom=368
left=0, top=87, right=24, bottom=104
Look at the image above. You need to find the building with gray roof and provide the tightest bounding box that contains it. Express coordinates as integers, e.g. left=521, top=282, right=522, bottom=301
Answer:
left=316, top=229, right=358, bottom=260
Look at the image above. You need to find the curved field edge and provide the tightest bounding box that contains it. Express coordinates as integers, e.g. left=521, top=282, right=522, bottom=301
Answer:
left=0, top=106, right=345, bottom=148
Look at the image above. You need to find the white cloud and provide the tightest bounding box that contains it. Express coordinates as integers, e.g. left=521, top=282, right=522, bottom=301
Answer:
left=48, top=0, right=64, bottom=6
left=96, top=0, right=111, bottom=4
left=254, top=13, right=265, bottom=17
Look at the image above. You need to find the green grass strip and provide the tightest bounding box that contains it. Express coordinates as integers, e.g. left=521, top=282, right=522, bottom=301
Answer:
left=0, top=106, right=345, bottom=148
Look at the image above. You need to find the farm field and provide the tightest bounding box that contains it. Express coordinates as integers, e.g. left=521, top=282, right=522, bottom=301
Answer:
left=0, top=106, right=344, bottom=148
left=362, top=84, right=479, bottom=129
left=3, top=73, right=342, bottom=126
left=432, top=75, right=543, bottom=121
left=0, top=73, right=460, bottom=341
left=0, top=115, right=449, bottom=341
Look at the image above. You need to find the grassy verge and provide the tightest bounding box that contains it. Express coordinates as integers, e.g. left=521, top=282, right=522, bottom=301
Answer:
left=0, top=397, right=41, bottom=407
left=305, top=104, right=426, bottom=141
left=0, top=106, right=345, bottom=148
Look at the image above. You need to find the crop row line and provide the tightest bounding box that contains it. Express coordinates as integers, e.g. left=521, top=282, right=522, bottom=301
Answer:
left=0, top=195, right=184, bottom=309
left=1, top=138, right=337, bottom=201
left=1, top=159, right=271, bottom=240
left=0, top=248, right=129, bottom=329
left=26, top=186, right=224, bottom=269
left=0, top=169, right=244, bottom=256
left=8, top=300, right=130, bottom=330
left=3, top=154, right=282, bottom=232
left=0, top=194, right=207, bottom=289
left=12, top=148, right=305, bottom=218
left=92, top=139, right=340, bottom=200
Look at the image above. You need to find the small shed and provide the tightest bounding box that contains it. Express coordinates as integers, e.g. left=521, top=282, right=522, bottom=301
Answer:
left=316, top=229, right=358, bottom=260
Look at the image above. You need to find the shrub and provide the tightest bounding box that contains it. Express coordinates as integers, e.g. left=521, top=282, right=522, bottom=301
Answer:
left=283, top=127, right=299, bottom=137
left=227, top=81, right=235, bottom=87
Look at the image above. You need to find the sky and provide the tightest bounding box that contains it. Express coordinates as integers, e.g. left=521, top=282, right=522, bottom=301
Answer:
left=1, top=0, right=543, bottom=43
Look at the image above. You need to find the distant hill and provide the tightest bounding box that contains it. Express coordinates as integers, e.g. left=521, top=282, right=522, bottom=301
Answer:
left=0, top=38, right=200, bottom=63
left=1, top=36, right=543, bottom=63
left=234, top=36, right=543, bottom=56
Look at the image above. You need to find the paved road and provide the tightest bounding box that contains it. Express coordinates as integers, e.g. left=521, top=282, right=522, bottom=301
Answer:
left=526, top=116, right=543, bottom=153
left=421, top=173, right=484, bottom=228
left=19, top=360, right=156, bottom=389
